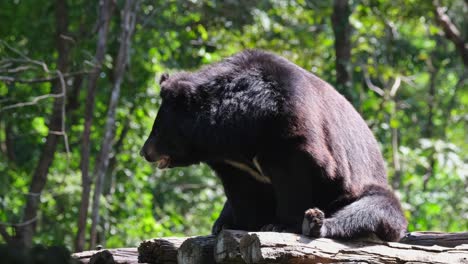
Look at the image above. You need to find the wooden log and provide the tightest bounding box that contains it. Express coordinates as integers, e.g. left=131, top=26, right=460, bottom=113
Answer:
left=214, top=230, right=247, bottom=263
left=89, top=250, right=115, bottom=264
left=72, top=248, right=139, bottom=264
left=177, top=235, right=216, bottom=264
left=400, top=231, right=468, bottom=247
left=138, top=237, right=188, bottom=264
left=73, top=231, right=468, bottom=264
left=239, top=232, right=468, bottom=264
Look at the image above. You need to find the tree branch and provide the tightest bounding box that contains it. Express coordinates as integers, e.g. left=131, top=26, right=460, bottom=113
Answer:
left=0, top=92, right=63, bottom=112
left=433, top=0, right=468, bottom=66
left=0, top=65, right=34, bottom=73
left=0, top=41, right=50, bottom=72
left=362, top=66, right=385, bottom=96
left=0, top=70, right=89, bottom=84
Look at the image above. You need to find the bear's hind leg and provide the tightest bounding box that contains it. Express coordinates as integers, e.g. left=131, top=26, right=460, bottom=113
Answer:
left=302, top=186, right=407, bottom=241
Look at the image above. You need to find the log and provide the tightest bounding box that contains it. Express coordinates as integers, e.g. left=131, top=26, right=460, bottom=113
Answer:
left=214, top=230, right=247, bottom=263
left=177, top=235, right=216, bottom=264
left=72, top=248, right=140, bottom=264
left=73, top=230, right=468, bottom=264
left=400, top=231, right=468, bottom=247
left=138, top=237, right=188, bottom=264
left=239, top=232, right=468, bottom=264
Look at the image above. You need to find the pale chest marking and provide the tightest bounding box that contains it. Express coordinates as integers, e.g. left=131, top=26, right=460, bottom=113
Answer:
left=224, top=156, right=271, bottom=184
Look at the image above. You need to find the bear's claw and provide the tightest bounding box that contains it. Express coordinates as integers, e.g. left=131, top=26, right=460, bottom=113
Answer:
left=302, top=208, right=325, bottom=237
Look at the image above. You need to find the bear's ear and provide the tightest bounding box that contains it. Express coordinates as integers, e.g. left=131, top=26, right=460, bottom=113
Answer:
left=159, top=73, right=169, bottom=84
left=161, top=80, right=197, bottom=103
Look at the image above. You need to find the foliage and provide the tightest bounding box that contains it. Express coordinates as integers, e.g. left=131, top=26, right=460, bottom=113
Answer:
left=0, top=0, right=466, bottom=250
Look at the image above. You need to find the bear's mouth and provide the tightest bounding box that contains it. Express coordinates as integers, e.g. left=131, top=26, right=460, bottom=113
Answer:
left=155, top=155, right=170, bottom=169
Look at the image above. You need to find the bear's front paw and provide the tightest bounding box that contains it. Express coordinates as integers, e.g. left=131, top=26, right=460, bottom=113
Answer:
left=260, top=223, right=288, bottom=232
left=302, top=208, right=325, bottom=237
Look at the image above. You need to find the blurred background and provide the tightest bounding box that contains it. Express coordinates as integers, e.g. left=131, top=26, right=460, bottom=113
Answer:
left=0, top=0, right=466, bottom=252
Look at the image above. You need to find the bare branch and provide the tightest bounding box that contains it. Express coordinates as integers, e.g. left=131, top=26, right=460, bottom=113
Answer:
left=389, top=76, right=401, bottom=97
left=0, top=93, right=64, bottom=112
left=0, top=65, right=34, bottom=73
left=0, top=216, right=38, bottom=228
left=400, top=75, right=417, bottom=87
left=0, top=62, right=13, bottom=70
left=0, top=40, right=50, bottom=72
left=56, top=70, right=71, bottom=159
left=433, top=0, right=468, bottom=66
left=362, top=67, right=385, bottom=96
left=0, top=70, right=89, bottom=84
left=433, top=1, right=461, bottom=40
left=0, top=70, right=85, bottom=114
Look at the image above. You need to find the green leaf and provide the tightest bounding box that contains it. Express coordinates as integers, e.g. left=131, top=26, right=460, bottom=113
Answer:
left=390, top=118, right=400, bottom=128
left=32, top=117, right=49, bottom=135
left=197, top=24, right=208, bottom=41
left=0, top=83, right=7, bottom=96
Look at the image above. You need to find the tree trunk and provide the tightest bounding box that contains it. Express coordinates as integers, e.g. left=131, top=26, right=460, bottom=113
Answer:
left=13, top=0, right=70, bottom=247
left=331, top=0, right=352, bottom=99
left=104, top=103, right=137, bottom=195
left=75, top=0, right=114, bottom=252
left=89, top=0, right=138, bottom=249
left=422, top=57, right=438, bottom=191
left=4, top=119, right=16, bottom=161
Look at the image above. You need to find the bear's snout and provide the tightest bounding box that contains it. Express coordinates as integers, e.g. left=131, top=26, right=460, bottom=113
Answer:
left=140, top=138, right=158, bottom=162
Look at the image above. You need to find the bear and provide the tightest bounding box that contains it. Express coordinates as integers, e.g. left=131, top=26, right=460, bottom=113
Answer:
left=140, top=50, right=408, bottom=241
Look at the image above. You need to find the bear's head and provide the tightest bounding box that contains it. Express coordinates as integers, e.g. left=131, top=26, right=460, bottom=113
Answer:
left=140, top=73, right=204, bottom=169
left=141, top=67, right=284, bottom=169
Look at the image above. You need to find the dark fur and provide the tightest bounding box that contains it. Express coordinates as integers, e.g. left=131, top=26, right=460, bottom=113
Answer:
left=141, top=50, right=407, bottom=241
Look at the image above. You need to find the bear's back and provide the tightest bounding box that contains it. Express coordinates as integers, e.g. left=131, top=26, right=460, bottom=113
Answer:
left=229, top=50, right=389, bottom=193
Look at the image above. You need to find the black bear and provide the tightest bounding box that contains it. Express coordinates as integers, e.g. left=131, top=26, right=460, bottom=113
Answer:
left=140, top=50, right=407, bottom=241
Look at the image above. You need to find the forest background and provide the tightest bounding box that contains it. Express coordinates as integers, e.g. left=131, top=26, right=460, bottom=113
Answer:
left=0, top=0, right=466, bottom=252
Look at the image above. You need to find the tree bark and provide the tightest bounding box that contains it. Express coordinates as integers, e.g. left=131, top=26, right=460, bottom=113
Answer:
left=4, top=119, right=16, bottom=161
left=13, top=0, right=70, bottom=247
left=214, top=230, right=247, bottom=264
left=177, top=235, right=216, bottom=264
left=66, top=73, right=83, bottom=113
left=138, top=237, right=188, bottom=264
left=239, top=232, right=468, bottom=264
left=400, top=231, right=468, bottom=247
left=89, top=0, right=138, bottom=249
left=104, top=103, right=137, bottom=195
left=73, top=248, right=138, bottom=264
left=331, top=0, right=352, bottom=99
left=75, top=0, right=114, bottom=252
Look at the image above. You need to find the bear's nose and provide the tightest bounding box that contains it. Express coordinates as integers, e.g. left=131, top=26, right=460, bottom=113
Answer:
left=140, top=146, right=157, bottom=162
left=140, top=139, right=159, bottom=162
